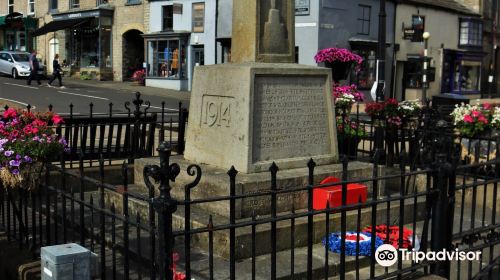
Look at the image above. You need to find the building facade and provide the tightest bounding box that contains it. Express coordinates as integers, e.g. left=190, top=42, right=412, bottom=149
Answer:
left=17, top=0, right=150, bottom=81
left=144, top=0, right=215, bottom=91
left=0, top=0, right=38, bottom=53
left=394, top=0, right=483, bottom=101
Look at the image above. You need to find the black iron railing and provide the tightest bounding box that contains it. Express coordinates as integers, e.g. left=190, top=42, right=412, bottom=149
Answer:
left=0, top=111, right=499, bottom=279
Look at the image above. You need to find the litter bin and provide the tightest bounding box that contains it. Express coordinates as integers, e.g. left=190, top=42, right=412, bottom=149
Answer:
left=41, top=243, right=92, bottom=280
left=432, top=93, right=470, bottom=118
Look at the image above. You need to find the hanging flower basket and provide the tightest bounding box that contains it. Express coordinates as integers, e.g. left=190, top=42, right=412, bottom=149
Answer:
left=0, top=108, right=68, bottom=191
left=0, top=162, right=44, bottom=190
left=314, top=48, right=363, bottom=83
left=325, top=61, right=352, bottom=83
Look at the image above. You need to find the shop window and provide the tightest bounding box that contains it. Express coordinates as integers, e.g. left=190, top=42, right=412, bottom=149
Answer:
left=411, top=15, right=425, bottom=42
left=71, top=0, right=79, bottom=9
left=8, top=0, right=14, bottom=14
left=100, top=25, right=112, bottom=68
left=459, top=18, right=483, bottom=48
left=50, top=0, right=57, bottom=11
left=350, top=47, right=376, bottom=90
left=192, top=3, right=205, bottom=33
left=357, top=5, right=371, bottom=35
left=28, top=0, right=35, bottom=14
left=146, top=38, right=187, bottom=80
left=453, top=60, right=481, bottom=93
left=163, top=5, right=173, bottom=31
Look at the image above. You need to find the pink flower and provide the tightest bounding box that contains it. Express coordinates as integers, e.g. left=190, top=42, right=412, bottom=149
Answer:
left=3, top=108, right=17, bottom=119
left=52, top=115, right=64, bottom=125
left=478, top=116, right=488, bottom=124
left=472, top=110, right=481, bottom=117
left=483, top=103, right=492, bottom=110
left=463, top=115, right=474, bottom=123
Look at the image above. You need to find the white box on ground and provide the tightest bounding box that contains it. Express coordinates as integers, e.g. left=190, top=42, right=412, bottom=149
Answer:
left=41, top=243, right=94, bottom=280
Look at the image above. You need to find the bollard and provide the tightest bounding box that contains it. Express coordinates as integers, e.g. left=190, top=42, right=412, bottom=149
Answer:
left=41, top=243, right=97, bottom=280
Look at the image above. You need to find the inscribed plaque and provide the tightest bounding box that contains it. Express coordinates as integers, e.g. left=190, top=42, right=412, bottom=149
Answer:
left=252, top=76, right=330, bottom=162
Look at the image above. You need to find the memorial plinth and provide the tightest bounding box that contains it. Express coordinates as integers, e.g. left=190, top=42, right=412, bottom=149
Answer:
left=184, top=63, right=338, bottom=174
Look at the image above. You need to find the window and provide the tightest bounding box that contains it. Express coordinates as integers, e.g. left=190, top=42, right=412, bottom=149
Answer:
left=453, top=60, right=481, bottom=93
left=350, top=46, right=376, bottom=89
left=411, top=15, right=425, bottom=42
left=96, top=0, right=108, bottom=6
left=459, top=18, right=483, bottom=47
left=146, top=38, right=187, bottom=79
left=50, top=0, right=58, bottom=11
left=357, top=5, right=371, bottom=35
left=162, top=5, right=173, bottom=31
left=8, top=0, right=14, bottom=14
left=71, top=0, right=80, bottom=9
left=28, top=0, right=35, bottom=14
left=192, top=3, right=205, bottom=33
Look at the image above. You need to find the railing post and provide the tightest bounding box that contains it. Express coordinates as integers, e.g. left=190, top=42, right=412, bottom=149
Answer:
left=144, top=142, right=180, bottom=280
left=430, top=120, right=453, bottom=278
left=177, top=108, right=188, bottom=155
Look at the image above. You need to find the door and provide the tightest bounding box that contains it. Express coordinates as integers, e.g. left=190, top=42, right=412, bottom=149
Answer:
left=48, top=38, right=59, bottom=73
left=0, top=53, right=10, bottom=74
left=192, top=46, right=204, bottom=69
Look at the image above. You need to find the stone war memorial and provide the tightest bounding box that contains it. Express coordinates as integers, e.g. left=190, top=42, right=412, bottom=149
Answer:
left=180, top=0, right=374, bottom=220
left=134, top=2, right=374, bottom=263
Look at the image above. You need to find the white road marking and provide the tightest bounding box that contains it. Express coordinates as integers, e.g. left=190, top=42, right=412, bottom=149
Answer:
left=58, top=91, right=109, bottom=100
left=4, top=82, right=39, bottom=90
left=142, top=105, right=179, bottom=111
left=0, top=97, right=37, bottom=110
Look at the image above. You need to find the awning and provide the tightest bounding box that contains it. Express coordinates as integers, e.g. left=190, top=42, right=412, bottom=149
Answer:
left=32, top=18, right=89, bottom=36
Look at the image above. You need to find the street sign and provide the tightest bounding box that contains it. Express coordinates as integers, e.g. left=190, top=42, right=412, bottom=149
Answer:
left=403, top=28, right=415, bottom=40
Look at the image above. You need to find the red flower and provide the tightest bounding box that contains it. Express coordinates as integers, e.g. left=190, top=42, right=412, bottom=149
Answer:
left=463, top=115, right=474, bottom=123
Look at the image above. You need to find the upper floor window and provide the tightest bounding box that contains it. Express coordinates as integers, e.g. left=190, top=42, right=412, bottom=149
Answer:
left=71, top=0, right=80, bottom=9
left=192, top=2, right=205, bottom=33
left=8, top=0, right=14, bottom=14
left=357, top=5, right=371, bottom=35
left=459, top=18, right=483, bottom=48
left=412, top=15, right=425, bottom=42
left=96, top=0, right=108, bottom=6
left=50, top=0, right=58, bottom=11
left=28, top=0, right=35, bottom=14
left=163, top=5, right=173, bottom=31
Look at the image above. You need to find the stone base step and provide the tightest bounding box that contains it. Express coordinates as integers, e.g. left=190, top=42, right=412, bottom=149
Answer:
left=134, top=156, right=383, bottom=219
left=104, top=186, right=427, bottom=260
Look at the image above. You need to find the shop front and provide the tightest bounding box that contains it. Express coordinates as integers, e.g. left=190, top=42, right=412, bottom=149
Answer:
left=441, top=49, right=484, bottom=94
left=143, top=32, right=189, bottom=91
left=32, top=8, right=113, bottom=80
left=0, top=12, right=37, bottom=52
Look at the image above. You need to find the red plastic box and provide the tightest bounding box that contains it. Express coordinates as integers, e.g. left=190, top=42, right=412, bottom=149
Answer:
left=313, top=176, right=368, bottom=210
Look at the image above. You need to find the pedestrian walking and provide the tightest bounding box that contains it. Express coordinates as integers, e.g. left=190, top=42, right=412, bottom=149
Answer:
left=27, top=50, right=41, bottom=86
left=48, top=54, right=64, bottom=88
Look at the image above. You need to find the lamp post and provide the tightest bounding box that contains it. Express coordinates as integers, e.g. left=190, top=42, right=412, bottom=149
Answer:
left=374, top=0, right=387, bottom=164
left=422, top=31, right=430, bottom=105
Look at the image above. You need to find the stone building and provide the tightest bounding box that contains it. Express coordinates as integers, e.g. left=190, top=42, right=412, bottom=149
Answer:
left=215, top=0, right=396, bottom=101
left=24, top=0, right=149, bottom=81
left=394, top=0, right=483, bottom=101
left=456, top=0, right=500, bottom=97
left=0, top=0, right=38, bottom=53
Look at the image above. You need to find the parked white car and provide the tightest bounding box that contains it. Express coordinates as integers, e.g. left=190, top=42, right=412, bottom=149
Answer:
left=0, top=51, right=46, bottom=79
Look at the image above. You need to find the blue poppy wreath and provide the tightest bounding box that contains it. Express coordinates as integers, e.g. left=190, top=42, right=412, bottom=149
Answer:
left=322, top=231, right=384, bottom=256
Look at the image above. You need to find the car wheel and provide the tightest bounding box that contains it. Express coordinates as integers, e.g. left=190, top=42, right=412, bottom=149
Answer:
left=12, top=68, right=18, bottom=79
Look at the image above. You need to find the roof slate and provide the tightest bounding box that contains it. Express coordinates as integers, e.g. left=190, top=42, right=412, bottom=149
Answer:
left=404, top=0, right=480, bottom=16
